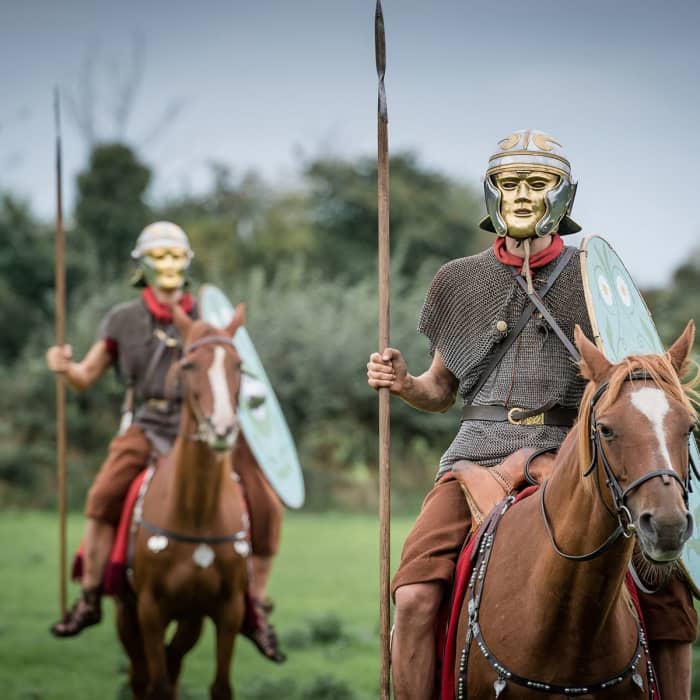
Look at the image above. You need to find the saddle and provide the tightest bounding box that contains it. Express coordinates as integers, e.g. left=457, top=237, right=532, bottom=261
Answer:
left=452, top=447, right=556, bottom=532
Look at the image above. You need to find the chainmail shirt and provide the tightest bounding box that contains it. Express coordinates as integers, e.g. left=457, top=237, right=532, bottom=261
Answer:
left=98, top=298, right=198, bottom=451
left=418, top=246, right=593, bottom=479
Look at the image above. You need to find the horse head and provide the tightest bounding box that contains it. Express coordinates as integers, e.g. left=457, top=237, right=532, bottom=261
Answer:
left=170, top=303, right=246, bottom=453
left=575, top=321, right=697, bottom=563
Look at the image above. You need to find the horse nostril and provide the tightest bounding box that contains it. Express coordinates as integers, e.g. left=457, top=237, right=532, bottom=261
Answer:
left=637, top=512, right=656, bottom=539
left=684, top=513, right=694, bottom=542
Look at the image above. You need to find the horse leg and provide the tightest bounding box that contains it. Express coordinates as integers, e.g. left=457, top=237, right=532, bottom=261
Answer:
left=166, top=617, right=204, bottom=687
left=137, top=593, right=174, bottom=700
left=209, top=599, right=245, bottom=700
left=116, top=598, right=149, bottom=700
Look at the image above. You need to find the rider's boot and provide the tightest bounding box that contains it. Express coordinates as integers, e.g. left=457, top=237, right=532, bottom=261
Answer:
left=650, top=640, right=691, bottom=700
left=50, top=586, right=102, bottom=637
left=242, top=594, right=286, bottom=663
left=453, top=448, right=556, bottom=530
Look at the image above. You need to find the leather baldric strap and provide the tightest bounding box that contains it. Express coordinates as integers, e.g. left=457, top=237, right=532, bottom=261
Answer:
left=509, top=268, right=581, bottom=363
left=464, top=247, right=577, bottom=406
left=460, top=404, right=577, bottom=427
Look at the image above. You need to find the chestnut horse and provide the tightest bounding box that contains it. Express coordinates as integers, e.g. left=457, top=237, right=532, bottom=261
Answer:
left=454, top=322, right=697, bottom=699
left=116, top=304, right=249, bottom=700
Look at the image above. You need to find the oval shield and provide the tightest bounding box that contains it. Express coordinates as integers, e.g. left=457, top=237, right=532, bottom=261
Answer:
left=199, top=284, right=305, bottom=509
left=581, top=235, right=700, bottom=585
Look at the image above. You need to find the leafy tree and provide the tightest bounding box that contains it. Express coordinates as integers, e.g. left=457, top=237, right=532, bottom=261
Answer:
left=74, top=143, right=151, bottom=278
left=304, top=152, right=487, bottom=282
left=0, top=196, right=56, bottom=364
left=159, top=165, right=314, bottom=284
left=645, top=247, right=700, bottom=356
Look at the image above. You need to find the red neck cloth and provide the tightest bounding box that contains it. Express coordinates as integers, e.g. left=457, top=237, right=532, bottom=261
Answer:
left=142, top=286, right=194, bottom=323
left=494, top=233, right=563, bottom=271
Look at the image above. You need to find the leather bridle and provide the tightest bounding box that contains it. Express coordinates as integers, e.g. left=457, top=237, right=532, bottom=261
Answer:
left=542, top=371, right=691, bottom=562
left=178, top=335, right=242, bottom=445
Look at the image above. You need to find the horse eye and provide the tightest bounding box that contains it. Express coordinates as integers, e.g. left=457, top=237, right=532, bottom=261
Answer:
left=181, top=360, right=197, bottom=371
left=598, top=424, right=615, bottom=440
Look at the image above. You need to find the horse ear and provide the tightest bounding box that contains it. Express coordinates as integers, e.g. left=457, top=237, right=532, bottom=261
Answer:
left=172, top=303, right=193, bottom=338
left=575, top=324, right=612, bottom=382
left=225, top=303, right=246, bottom=337
left=666, top=320, right=695, bottom=377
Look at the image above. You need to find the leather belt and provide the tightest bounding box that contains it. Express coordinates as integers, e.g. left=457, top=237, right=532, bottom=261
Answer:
left=460, top=404, right=577, bottom=427
left=146, top=398, right=173, bottom=413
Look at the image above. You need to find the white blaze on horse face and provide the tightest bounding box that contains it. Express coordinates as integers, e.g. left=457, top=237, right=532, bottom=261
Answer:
left=630, top=387, right=674, bottom=472
left=208, top=346, right=235, bottom=435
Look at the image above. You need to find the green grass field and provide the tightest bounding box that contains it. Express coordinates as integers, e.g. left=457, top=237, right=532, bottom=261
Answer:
left=0, top=510, right=412, bottom=700
left=1, top=510, right=700, bottom=699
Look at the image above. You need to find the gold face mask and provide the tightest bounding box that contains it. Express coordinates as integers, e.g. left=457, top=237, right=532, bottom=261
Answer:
left=493, top=169, right=560, bottom=239
left=142, top=246, right=189, bottom=291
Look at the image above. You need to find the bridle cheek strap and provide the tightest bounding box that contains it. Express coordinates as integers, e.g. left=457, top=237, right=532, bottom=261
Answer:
left=544, top=372, right=690, bottom=561
left=178, top=335, right=242, bottom=444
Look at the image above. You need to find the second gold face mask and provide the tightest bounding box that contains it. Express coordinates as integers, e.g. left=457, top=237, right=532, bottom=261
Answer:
left=142, top=246, right=190, bottom=291
left=492, top=169, right=560, bottom=239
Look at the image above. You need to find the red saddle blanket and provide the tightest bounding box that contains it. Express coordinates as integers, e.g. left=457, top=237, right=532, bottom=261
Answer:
left=439, top=487, right=656, bottom=699
left=72, top=469, right=148, bottom=596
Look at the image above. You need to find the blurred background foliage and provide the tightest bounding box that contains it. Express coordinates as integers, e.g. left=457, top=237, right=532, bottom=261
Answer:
left=0, top=141, right=697, bottom=512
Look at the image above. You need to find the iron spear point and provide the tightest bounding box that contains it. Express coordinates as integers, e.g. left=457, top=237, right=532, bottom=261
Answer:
left=375, top=0, right=388, bottom=123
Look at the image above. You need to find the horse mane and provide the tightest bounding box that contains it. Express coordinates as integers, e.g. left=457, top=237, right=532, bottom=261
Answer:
left=576, top=351, right=700, bottom=487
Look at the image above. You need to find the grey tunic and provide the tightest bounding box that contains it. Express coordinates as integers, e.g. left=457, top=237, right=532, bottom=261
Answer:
left=418, top=246, right=593, bottom=479
left=98, top=297, right=198, bottom=451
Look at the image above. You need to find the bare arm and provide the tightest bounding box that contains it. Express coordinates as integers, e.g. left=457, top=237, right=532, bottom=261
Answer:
left=367, top=348, right=458, bottom=413
left=46, top=340, right=113, bottom=391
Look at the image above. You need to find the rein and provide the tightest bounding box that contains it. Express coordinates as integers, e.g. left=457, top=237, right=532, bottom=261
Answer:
left=458, top=370, right=691, bottom=697
left=541, top=371, right=689, bottom=562
left=136, top=333, right=245, bottom=548
left=457, top=496, right=655, bottom=700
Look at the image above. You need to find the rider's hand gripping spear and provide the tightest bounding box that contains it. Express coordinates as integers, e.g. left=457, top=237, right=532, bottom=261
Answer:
left=375, top=3, right=391, bottom=698
left=54, top=88, right=68, bottom=617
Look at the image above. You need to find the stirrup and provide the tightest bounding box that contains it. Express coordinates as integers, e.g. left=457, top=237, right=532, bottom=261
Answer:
left=50, top=588, right=102, bottom=638
left=243, top=599, right=286, bottom=663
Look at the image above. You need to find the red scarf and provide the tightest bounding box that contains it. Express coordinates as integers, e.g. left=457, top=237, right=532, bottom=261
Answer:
left=493, top=233, right=563, bottom=271
left=142, top=286, right=194, bottom=323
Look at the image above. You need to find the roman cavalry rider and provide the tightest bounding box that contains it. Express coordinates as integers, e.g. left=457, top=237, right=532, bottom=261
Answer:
left=47, top=221, right=285, bottom=662
left=367, top=131, right=696, bottom=699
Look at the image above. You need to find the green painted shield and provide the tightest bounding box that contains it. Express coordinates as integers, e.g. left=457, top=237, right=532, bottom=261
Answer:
left=199, top=284, right=305, bottom=509
left=581, top=236, right=700, bottom=583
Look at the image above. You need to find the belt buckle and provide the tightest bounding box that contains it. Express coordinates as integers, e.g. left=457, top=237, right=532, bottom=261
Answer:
left=148, top=399, right=170, bottom=413
left=507, top=407, right=544, bottom=426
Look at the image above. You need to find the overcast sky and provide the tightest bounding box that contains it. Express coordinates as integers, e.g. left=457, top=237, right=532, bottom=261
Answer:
left=2, top=0, right=699, bottom=286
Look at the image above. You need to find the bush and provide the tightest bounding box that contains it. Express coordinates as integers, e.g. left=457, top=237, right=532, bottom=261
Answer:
left=307, top=613, right=345, bottom=645
left=302, top=675, right=357, bottom=700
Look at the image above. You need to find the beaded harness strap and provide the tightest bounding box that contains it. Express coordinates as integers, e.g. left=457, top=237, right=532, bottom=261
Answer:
left=456, top=496, right=654, bottom=700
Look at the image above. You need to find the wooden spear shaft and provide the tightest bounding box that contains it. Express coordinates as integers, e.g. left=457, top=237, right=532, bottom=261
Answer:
left=54, top=89, right=67, bottom=616
left=375, top=3, right=391, bottom=698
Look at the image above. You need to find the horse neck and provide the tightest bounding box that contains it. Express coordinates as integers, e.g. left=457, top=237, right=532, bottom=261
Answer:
left=539, top=426, right=635, bottom=626
left=168, top=405, right=230, bottom=530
